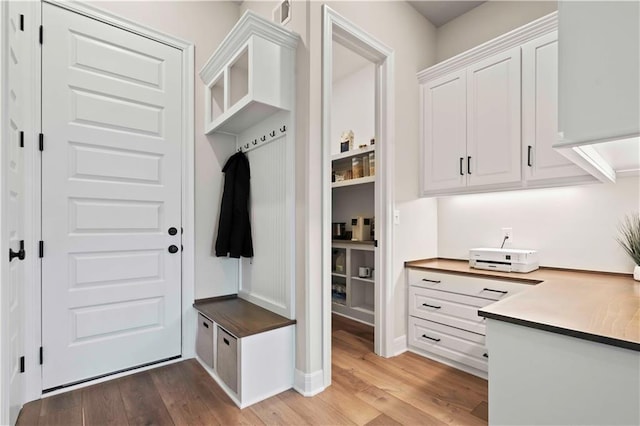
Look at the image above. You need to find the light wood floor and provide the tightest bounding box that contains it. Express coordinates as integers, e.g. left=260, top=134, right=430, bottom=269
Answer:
left=17, top=315, right=488, bottom=425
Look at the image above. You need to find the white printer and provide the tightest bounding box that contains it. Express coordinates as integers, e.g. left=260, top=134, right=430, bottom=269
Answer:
left=469, top=248, right=539, bottom=273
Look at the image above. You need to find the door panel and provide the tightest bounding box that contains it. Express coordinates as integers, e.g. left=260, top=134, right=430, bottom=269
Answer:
left=6, top=1, right=27, bottom=423
left=422, top=70, right=467, bottom=193
left=522, top=32, right=590, bottom=181
left=41, top=3, right=182, bottom=389
left=466, top=48, right=521, bottom=187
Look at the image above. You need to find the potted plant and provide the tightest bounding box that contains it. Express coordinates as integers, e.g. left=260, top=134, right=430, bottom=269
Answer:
left=617, top=213, right=640, bottom=281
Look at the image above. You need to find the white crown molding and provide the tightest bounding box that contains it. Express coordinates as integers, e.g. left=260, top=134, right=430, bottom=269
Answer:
left=199, top=10, right=299, bottom=84
left=418, top=11, right=557, bottom=83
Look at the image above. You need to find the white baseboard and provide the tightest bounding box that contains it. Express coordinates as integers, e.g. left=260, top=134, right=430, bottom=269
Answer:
left=392, top=335, right=407, bottom=356
left=293, top=369, right=325, bottom=397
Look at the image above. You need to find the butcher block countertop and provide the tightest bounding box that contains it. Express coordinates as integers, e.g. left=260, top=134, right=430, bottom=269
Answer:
left=405, top=259, right=640, bottom=352
left=193, top=295, right=296, bottom=338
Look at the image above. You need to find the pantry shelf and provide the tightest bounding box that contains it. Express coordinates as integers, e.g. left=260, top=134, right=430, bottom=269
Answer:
left=332, top=175, right=375, bottom=189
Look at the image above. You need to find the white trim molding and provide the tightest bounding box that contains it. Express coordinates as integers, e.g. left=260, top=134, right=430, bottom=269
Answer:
left=417, top=11, right=557, bottom=83
left=321, top=5, right=396, bottom=389
left=293, top=369, right=325, bottom=397
left=393, top=335, right=407, bottom=357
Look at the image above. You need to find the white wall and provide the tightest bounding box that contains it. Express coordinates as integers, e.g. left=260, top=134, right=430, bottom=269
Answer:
left=331, top=63, right=375, bottom=155
left=89, top=1, right=241, bottom=299
left=438, top=177, right=640, bottom=273
left=332, top=185, right=375, bottom=230
left=436, top=0, right=558, bottom=62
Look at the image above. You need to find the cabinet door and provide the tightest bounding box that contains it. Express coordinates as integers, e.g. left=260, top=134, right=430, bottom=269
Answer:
left=466, top=48, right=521, bottom=187
left=522, top=32, right=590, bottom=182
left=421, top=70, right=467, bottom=193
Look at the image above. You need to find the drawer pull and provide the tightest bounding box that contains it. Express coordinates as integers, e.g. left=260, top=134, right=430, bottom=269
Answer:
left=421, top=334, right=441, bottom=342
left=421, top=278, right=441, bottom=284
left=483, top=287, right=508, bottom=294
left=483, top=353, right=488, bottom=358
left=223, top=338, right=230, bottom=345
left=422, top=303, right=441, bottom=309
left=202, top=322, right=209, bottom=328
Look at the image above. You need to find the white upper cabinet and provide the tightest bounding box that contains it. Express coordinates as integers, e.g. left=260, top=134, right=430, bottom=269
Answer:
left=557, top=1, right=639, bottom=146
left=199, top=11, right=299, bottom=135
left=418, top=11, right=598, bottom=197
left=421, top=70, right=467, bottom=191
left=521, top=31, right=591, bottom=183
left=466, top=47, right=521, bottom=187
left=554, top=1, right=640, bottom=183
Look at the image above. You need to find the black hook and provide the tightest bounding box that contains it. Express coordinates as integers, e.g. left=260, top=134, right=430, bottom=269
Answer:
left=244, top=143, right=249, bottom=149
left=252, top=139, right=258, bottom=145
left=280, top=125, right=286, bottom=132
left=270, top=130, right=276, bottom=138
left=260, top=135, right=266, bottom=142
left=237, top=147, right=242, bottom=152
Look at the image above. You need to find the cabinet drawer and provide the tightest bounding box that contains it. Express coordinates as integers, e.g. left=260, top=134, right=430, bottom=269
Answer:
left=196, top=314, right=214, bottom=368
left=409, top=287, right=486, bottom=335
left=217, top=327, right=238, bottom=394
left=409, top=316, right=488, bottom=372
left=408, top=269, right=530, bottom=300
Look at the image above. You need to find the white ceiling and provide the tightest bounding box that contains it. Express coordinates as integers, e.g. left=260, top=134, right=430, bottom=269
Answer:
left=408, top=1, right=486, bottom=27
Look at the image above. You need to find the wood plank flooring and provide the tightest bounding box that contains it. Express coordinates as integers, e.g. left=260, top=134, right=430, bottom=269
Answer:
left=18, top=315, right=488, bottom=425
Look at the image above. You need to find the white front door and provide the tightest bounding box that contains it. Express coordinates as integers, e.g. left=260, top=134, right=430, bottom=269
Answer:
left=41, top=3, right=183, bottom=389
left=5, top=1, right=27, bottom=421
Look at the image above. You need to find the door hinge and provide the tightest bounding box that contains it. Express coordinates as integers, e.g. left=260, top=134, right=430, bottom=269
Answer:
left=374, top=240, right=378, bottom=247
left=20, top=356, right=25, bottom=373
left=20, top=131, right=24, bottom=148
left=39, top=25, right=43, bottom=44
left=39, top=347, right=43, bottom=365
left=39, top=241, right=44, bottom=258
left=39, top=133, right=44, bottom=151
left=20, top=15, right=24, bottom=31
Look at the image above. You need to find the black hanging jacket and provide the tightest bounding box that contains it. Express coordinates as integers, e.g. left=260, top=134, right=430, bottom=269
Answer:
left=215, top=151, right=253, bottom=258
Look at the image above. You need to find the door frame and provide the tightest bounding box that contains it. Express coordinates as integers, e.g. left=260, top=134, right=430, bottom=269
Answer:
left=321, top=5, right=395, bottom=386
left=17, top=0, right=195, bottom=403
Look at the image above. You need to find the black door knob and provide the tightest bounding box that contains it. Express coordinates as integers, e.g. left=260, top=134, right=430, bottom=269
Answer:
left=168, top=227, right=178, bottom=235
left=168, top=245, right=179, bottom=254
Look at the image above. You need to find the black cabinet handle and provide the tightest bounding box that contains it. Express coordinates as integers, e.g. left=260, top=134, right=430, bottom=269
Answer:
left=483, top=353, right=488, bottom=358
left=467, top=156, right=472, bottom=174
left=527, top=145, right=533, bottom=167
left=168, top=227, right=178, bottom=235
left=421, top=278, right=441, bottom=284
left=483, top=287, right=508, bottom=294
left=223, top=338, right=229, bottom=345
left=459, top=157, right=464, bottom=176
left=202, top=322, right=209, bottom=328
left=422, top=334, right=441, bottom=342
left=422, top=303, right=441, bottom=309
left=168, top=245, right=179, bottom=254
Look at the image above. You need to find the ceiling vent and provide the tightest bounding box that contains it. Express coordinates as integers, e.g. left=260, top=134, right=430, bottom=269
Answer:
left=273, top=0, right=291, bottom=26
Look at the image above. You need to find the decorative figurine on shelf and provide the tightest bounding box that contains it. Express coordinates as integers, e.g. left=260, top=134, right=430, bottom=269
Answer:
left=340, top=130, right=354, bottom=153
left=370, top=137, right=375, bottom=145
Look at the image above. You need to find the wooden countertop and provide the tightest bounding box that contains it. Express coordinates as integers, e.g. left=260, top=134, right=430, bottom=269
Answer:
left=193, top=295, right=296, bottom=338
left=405, top=258, right=640, bottom=352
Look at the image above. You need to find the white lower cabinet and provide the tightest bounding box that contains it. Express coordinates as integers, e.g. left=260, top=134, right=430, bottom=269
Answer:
left=407, top=268, right=530, bottom=378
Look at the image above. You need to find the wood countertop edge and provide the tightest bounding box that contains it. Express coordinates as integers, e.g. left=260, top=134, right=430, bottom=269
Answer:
left=193, top=296, right=296, bottom=338
left=478, top=310, right=640, bottom=352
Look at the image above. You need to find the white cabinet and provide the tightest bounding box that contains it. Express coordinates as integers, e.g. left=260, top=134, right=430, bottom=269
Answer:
left=406, top=268, right=531, bottom=378
left=332, top=242, right=375, bottom=325
left=199, top=11, right=298, bottom=135
left=421, top=49, right=521, bottom=194
left=466, top=48, right=521, bottom=187
left=521, top=32, right=591, bottom=183
left=419, top=11, right=598, bottom=196
left=422, top=70, right=467, bottom=192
